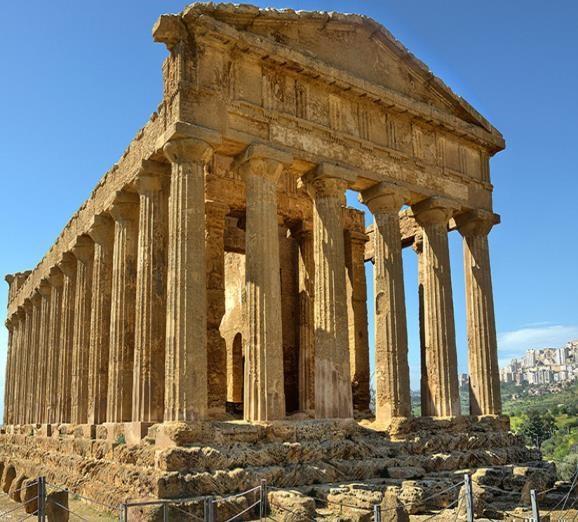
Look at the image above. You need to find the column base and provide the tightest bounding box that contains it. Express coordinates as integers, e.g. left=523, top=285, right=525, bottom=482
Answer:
left=103, top=422, right=126, bottom=444
left=124, top=421, right=155, bottom=446
left=73, top=424, right=97, bottom=440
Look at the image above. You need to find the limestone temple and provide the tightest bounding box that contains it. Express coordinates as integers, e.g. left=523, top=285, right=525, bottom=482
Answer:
left=1, top=4, right=544, bottom=519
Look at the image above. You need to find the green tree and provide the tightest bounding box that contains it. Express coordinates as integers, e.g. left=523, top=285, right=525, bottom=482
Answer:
left=519, top=410, right=557, bottom=448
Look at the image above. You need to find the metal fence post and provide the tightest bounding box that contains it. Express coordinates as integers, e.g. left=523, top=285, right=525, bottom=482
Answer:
left=260, top=479, right=267, bottom=521
left=37, top=476, right=46, bottom=522
left=373, top=503, right=382, bottom=522
left=464, top=473, right=474, bottom=522
left=530, top=489, right=541, bottom=522
left=122, top=503, right=128, bottom=522
left=204, top=496, right=215, bottom=522
left=162, top=501, right=168, bottom=522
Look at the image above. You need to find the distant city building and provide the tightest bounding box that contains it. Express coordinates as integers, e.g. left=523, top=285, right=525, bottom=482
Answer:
left=500, top=340, right=578, bottom=385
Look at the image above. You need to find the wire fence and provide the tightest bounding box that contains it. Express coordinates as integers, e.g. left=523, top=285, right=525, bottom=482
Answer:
left=0, top=467, right=575, bottom=521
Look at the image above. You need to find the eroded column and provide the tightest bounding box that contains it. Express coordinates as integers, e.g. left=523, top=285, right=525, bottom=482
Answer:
left=206, top=200, right=229, bottom=418
left=26, top=295, right=41, bottom=424
left=296, top=224, right=315, bottom=415
left=71, top=236, right=94, bottom=424
left=87, top=215, right=114, bottom=425
left=107, top=192, right=138, bottom=423
left=11, top=310, right=24, bottom=424
left=413, top=197, right=461, bottom=417
left=456, top=210, right=502, bottom=415
left=3, top=318, right=14, bottom=425
left=361, top=183, right=411, bottom=423
left=20, top=300, right=33, bottom=424
left=239, top=144, right=291, bottom=421
left=133, top=166, right=168, bottom=424
left=163, top=138, right=212, bottom=422
left=57, top=254, right=76, bottom=423
left=304, top=164, right=355, bottom=419
left=46, top=268, right=63, bottom=423
left=37, top=284, right=52, bottom=424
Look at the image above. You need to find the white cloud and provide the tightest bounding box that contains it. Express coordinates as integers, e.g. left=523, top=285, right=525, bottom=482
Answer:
left=497, top=324, right=578, bottom=365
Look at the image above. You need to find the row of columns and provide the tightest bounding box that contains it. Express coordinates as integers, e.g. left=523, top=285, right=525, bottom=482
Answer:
left=3, top=137, right=501, bottom=427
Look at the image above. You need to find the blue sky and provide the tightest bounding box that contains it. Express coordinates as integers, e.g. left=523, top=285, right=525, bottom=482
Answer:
left=1, top=1, right=577, bottom=417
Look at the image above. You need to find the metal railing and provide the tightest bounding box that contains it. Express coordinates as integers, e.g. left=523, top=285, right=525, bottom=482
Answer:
left=0, top=467, right=576, bottom=521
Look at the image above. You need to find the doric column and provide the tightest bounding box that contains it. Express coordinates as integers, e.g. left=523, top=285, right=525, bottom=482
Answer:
left=344, top=227, right=371, bottom=413
left=9, top=310, right=23, bottom=424
left=46, top=268, right=63, bottom=423
left=3, top=318, right=14, bottom=425
left=412, top=197, right=461, bottom=417
left=57, top=254, right=76, bottom=423
left=70, top=235, right=94, bottom=424
left=19, top=300, right=33, bottom=424
left=26, top=296, right=41, bottom=424
left=304, top=164, right=355, bottom=419
left=361, top=182, right=411, bottom=424
left=239, top=144, right=291, bottom=422
left=133, top=165, right=168, bottom=423
left=206, top=200, right=229, bottom=417
left=162, top=138, right=213, bottom=422
left=296, top=224, right=315, bottom=415
left=107, top=192, right=138, bottom=423
left=456, top=210, right=502, bottom=415
left=37, top=284, right=52, bottom=424
left=87, top=214, right=114, bottom=425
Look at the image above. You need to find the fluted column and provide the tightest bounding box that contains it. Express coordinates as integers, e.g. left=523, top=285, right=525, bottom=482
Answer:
left=456, top=210, right=502, bottom=415
left=361, top=183, right=411, bottom=424
left=206, top=200, right=229, bottom=417
left=19, top=301, right=33, bottom=424
left=37, top=284, right=53, bottom=424
left=162, top=138, right=213, bottom=422
left=239, top=144, right=291, bottom=422
left=107, top=192, right=138, bottom=423
left=133, top=167, right=167, bottom=423
left=413, top=197, right=460, bottom=417
left=3, top=318, right=14, bottom=425
left=87, top=215, right=114, bottom=425
left=46, top=269, right=63, bottom=423
left=70, top=235, right=94, bottom=424
left=26, top=296, right=41, bottom=424
left=344, top=228, right=371, bottom=413
left=10, top=310, right=24, bottom=424
left=296, top=225, right=315, bottom=414
left=57, top=254, right=76, bottom=423
left=304, top=164, right=355, bottom=419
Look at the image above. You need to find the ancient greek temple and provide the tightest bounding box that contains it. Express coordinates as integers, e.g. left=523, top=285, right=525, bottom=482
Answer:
left=3, top=3, right=502, bottom=444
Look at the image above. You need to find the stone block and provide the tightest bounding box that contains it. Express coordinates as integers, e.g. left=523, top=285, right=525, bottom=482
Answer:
left=46, top=489, right=70, bottom=521
left=125, top=421, right=154, bottom=446
left=21, top=478, right=39, bottom=514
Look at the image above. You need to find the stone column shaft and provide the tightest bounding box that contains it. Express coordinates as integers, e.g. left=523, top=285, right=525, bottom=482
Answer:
left=87, top=215, right=114, bottom=425
left=107, top=193, right=138, bottom=423
left=3, top=320, right=14, bottom=424
left=305, top=164, right=355, bottom=419
left=9, top=314, right=22, bottom=424
left=361, top=184, right=411, bottom=423
left=345, top=229, right=371, bottom=413
left=413, top=198, right=461, bottom=417
left=26, top=297, right=40, bottom=424
left=18, top=307, right=32, bottom=424
left=133, top=172, right=167, bottom=423
left=46, top=270, right=63, bottom=423
left=457, top=211, right=502, bottom=415
left=37, top=286, right=52, bottom=424
left=57, top=255, right=77, bottom=423
left=163, top=138, right=212, bottom=422
left=240, top=145, right=290, bottom=421
left=71, top=236, right=94, bottom=424
left=206, top=200, right=229, bottom=417
left=297, top=227, right=315, bottom=414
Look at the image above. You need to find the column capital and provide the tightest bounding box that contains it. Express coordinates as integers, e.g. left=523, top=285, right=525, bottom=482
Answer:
left=5, top=274, right=14, bottom=285
left=110, top=191, right=139, bottom=223
left=302, top=163, right=357, bottom=199
left=292, top=220, right=314, bottom=241
left=48, top=267, right=64, bottom=288
left=13, top=307, right=25, bottom=320
left=455, top=209, right=500, bottom=237
left=70, top=234, right=94, bottom=263
left=23, top=297, right=33, bottom=311
left=412, top=196, right=460, bottom=226
left=58, top=252, right=77, bottom=277
left=135, top=160, right=170, bottom=194
left=5, top=317, right=13, bottom=330
left=31, top=291, right=41, bottom=306
left=359, top=181, right=409, bottom=215
left=88, top=214, right=115, bottom=246
left=38, top=279, right=51, bottom=297
left=163, top=137, right=213, bottom=165
left=236, top=143, right=293, bottom=183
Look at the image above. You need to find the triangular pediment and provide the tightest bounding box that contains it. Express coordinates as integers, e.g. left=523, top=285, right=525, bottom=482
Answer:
left=182, top=3, right=502, bottom=144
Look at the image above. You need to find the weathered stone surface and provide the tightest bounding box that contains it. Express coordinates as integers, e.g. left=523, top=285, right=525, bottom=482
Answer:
left=268, top=490, right=316, bottom=521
